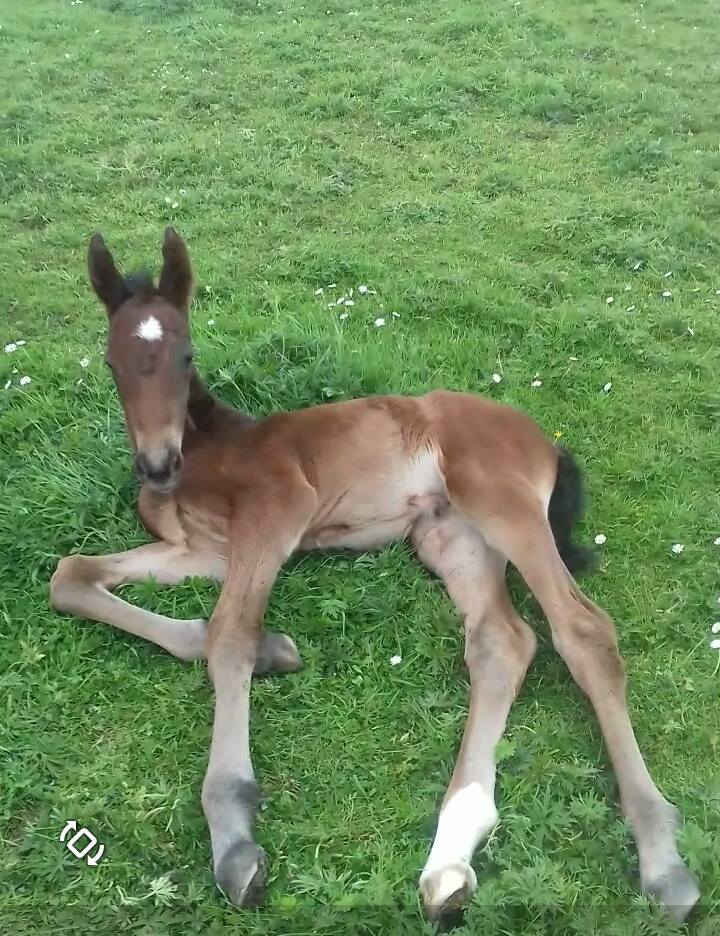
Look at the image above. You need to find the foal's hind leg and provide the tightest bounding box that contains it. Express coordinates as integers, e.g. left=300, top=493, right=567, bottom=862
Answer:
left=50, top=543, right=301, bottom=672
left=448, top=471, right=700, bottom=922
left=411, top=513, right=536, bottom=921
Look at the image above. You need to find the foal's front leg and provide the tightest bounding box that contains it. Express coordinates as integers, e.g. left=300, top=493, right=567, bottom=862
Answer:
left=201, top=480, right=316, bottom=906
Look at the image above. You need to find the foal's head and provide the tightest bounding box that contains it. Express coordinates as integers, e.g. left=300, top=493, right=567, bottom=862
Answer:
left=88, top=228, right=195, bottom=493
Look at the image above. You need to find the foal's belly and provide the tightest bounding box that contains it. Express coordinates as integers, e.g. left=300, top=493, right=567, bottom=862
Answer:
left=300, top=448, right=448, bottom=552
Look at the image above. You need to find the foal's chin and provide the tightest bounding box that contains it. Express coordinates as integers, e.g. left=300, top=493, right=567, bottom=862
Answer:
left=140, top=473, right=182, bottom=496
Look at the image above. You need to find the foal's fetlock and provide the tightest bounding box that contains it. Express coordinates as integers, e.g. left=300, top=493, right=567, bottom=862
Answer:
left=636, top=800, right=700, bottom=922
left=215, top=840, right=267, bottom=907
left=420, top=861, right=477, bottom=922
left=50, top=555, right=94, bottom=613
left=203, top=776, right=265, bottom=907
left=643, top=861, right=700, bottom=923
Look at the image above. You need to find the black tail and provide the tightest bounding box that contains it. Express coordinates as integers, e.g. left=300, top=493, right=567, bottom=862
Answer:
left=548, top=446, right=595, bottom=576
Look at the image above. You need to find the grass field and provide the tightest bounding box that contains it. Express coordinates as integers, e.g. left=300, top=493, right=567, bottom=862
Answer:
left=2, top=0, right=720, bottom=933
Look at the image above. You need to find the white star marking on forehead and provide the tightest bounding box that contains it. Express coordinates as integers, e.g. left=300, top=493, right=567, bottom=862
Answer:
left=135, top=316, right=164, bottom=342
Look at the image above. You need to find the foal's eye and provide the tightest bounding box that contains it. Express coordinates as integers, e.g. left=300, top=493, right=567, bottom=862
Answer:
left=183, top=352, right=194, bottom=368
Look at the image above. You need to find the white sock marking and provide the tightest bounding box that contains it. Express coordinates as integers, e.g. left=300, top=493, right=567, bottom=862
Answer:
left=422, top=782, right=498, bottom=877
left=430, top=865, right=471, bottom=901
left=135, top=316, right=163, bottom=342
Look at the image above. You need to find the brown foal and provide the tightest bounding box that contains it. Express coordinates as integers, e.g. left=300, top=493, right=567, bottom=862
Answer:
left=51, top=229, right=699, bottom=922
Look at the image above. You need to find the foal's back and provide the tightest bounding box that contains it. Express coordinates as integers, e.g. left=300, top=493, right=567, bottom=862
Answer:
left=159, top=390, right=558, bottom=557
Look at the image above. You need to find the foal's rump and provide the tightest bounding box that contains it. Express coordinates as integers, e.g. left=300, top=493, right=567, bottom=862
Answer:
left=423, top=389, right=559, bottom=493
left=422, top=390, right=591, bottom=573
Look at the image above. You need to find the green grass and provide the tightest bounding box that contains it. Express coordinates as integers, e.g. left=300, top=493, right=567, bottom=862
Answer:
left=1, top=0, right=720, bottom=932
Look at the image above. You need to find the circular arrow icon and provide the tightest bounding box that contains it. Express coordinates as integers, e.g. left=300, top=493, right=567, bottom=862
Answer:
left=59, top=819, right=105, bottom=866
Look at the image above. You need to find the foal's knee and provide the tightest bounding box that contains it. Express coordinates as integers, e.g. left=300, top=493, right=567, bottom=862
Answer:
left=207, top=626, right=262, bottom=683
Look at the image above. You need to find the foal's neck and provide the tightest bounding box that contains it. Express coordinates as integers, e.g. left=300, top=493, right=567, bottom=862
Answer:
left=187, top=371, right=216, bottom=431
left=186, top=370, right=255, bottom=435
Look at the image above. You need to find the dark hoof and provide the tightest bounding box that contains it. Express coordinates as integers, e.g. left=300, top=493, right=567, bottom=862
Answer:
left=254, top=633, right=303, bottom=675
left=644, top=862, right=700, bottom=923
left=215, top=841, right=267, bottom=908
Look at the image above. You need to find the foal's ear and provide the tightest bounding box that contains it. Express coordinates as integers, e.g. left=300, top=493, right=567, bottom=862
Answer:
left=88, top=233, right=129, bottom=314
left=158, top=227, right=193, bottom=313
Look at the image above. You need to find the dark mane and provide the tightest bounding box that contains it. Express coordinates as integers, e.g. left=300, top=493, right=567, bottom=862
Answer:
left=124, top=269, right=157, bottom=297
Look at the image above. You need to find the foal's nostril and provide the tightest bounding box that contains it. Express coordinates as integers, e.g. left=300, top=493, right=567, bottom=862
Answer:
left=134, top=448, right=182, bottom=488
left=168, top=448, right=183, bottom=474
left=133, top=452, right=150, bottom=480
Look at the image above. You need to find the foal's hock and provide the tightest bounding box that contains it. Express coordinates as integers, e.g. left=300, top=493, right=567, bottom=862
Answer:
left=50, top=229, right=700, bottom=923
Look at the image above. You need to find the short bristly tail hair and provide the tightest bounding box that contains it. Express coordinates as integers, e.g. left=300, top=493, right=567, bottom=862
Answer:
left=548, top=447, right=595, bottom=575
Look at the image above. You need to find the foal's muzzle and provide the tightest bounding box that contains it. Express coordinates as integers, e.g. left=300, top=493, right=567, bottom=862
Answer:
left=134, top=447, right=183, bottom=493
